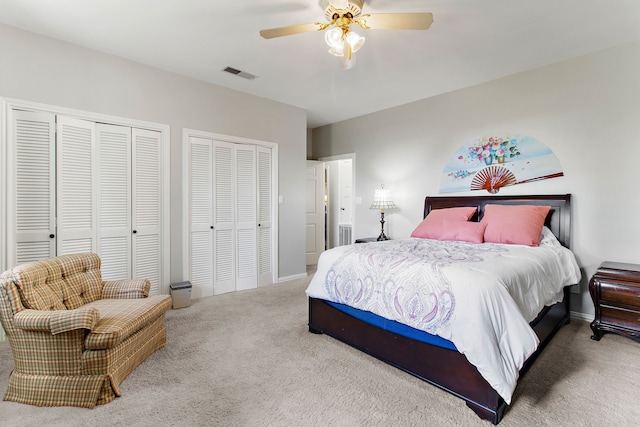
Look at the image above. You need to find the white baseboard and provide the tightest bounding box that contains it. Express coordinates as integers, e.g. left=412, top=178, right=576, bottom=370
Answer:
left=278, top=272, right=308, bottom=283
left=570, top=310, right=592, bottom=322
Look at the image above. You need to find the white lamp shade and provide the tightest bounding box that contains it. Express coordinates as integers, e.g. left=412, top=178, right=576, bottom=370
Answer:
left=369, top=186, right=397, bottom=210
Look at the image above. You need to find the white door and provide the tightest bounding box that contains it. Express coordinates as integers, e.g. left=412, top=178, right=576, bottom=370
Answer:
left=132, top=128, right=163, bottom=295
left=257, top=146, right=273, bottom=286
left=235, top=145, right=257, bottom=291
left=188, top=137, right=214, bottom=298
left=56, top=116, right=97, bottom=255
left=213, top=141, right=236, bottom=295
left=97, top=123, right=132, bottom=280
left=306, top=160, right=325, bottom=265
left=10, top=110, right=56, bottom=265
left=338, top=159, right=353, bottom=226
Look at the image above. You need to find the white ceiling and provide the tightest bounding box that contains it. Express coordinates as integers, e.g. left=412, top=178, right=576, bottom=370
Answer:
left=0, top=0, right=639, bottom=128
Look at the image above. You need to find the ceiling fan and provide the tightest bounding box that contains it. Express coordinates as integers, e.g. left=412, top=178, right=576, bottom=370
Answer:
left=259, top=0, right=433, bottom=69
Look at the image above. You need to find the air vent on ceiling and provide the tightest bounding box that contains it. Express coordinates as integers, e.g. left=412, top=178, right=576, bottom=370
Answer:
left=222, top=66, right=257, bottom=80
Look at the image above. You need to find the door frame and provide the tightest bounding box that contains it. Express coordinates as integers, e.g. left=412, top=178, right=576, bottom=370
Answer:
left=0, top=97, right=171, bottom=290
left=318, top=153, right=356, bottom=249
left=182, top=128, right=279, bottom=289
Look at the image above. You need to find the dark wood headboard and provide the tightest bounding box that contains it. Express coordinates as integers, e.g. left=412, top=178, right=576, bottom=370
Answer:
left=424, top=194, right=572, bottom=248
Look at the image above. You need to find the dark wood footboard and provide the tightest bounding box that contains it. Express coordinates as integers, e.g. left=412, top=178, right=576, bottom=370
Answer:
left=308, top=287, right=570, bottom=424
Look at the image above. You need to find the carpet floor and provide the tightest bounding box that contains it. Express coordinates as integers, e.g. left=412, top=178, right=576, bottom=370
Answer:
left=1, top=275, right=639, bottom=426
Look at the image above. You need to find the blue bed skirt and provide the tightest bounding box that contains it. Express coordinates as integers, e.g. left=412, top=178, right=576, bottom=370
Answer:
left=326, top=301, right=458, bottom=351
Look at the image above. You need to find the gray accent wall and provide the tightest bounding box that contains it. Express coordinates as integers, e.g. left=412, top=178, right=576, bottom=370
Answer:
left=0, top=23, right=307, bottom=283
left=312, top=42, right=640, bottom=317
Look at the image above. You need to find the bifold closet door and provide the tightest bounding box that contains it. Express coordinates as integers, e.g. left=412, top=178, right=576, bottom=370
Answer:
left=188, top=137, right=214, bottom=299
left=11, top=112, right=96, bottom=263
left=93, top=125, right=163, bottom=292
left=257, top=146, right=273, bottom=286
left=97, top=123, right=132, bottom=280
left=187, top=137, right=267, bottom=296
left=56, top=116, right=97, bottom=255
left=212, top=141, right=237, bottom=295
left=132, top=128, right=163, bottom=295
left=10, top=110, right=56, bottom=265
left=234, top=144, right=258, bottom=291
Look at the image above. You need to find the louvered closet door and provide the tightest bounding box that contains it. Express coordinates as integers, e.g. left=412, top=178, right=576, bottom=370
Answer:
left=188, top=137, right=214, bottom=298
left=11, top=110, right=56, bottom=265
left=97, top=124, right=132, bottom=280
left=257, top=146, right=273, bottom=286
left=212, top=141, right=236, bottom=295
left=132, top=128, right=162, bottom=295
left=56, top=116, right=97, bottom=255
left=235, top=145, right=257, bottom=291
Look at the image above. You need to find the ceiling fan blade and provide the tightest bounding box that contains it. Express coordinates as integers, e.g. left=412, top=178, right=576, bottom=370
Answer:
left=362, top=12, right=433, bottom=30
left=260, top=22, right=319, bottom=39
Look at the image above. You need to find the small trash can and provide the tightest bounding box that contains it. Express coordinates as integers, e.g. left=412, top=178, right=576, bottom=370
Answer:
left=169, top=281, right=192, bottom=309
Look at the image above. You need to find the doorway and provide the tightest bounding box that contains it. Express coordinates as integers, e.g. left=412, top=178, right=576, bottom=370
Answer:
left=305, top=154, right=355, bottom=268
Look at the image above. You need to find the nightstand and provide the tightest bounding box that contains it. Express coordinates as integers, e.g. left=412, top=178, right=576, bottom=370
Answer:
left=355, top=237, right=385, bottom=243
left=589, top=261, right=640, bottom=343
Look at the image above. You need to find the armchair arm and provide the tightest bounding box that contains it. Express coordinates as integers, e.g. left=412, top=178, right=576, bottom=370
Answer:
left=102, top=279, right=150, bottom=299
left=13, top=306, right=100, bottom=335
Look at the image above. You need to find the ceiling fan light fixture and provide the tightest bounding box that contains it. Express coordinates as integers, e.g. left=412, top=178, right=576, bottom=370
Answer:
left=325, top=28, right=364, bottom=59
left=260, top=0, right=431, bottom=70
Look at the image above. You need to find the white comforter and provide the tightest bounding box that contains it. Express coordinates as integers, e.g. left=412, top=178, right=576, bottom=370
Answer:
left=305, top=227, right=581, bottom=404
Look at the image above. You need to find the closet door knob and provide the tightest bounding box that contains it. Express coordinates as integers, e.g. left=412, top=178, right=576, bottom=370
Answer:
left=49, top=234, right=55, bottom=239
left=210, top=226, right=214, bottom=229
left=132, top=230, right=137, bottom=234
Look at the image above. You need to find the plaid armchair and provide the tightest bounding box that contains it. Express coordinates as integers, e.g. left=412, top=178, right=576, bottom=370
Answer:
left=0, top=253, right=172, bottom=408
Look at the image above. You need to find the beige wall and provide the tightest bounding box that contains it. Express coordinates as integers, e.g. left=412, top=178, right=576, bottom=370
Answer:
left=0, top=23, right=308, bottom=282
left=312, top=42, right=640, bottom=316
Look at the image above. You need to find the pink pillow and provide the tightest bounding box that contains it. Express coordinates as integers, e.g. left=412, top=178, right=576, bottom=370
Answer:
left=481, top=204, right=551, bottom=246
left=439, top=220, right=487, bottom=244
left=411, top=207, right=477, bottom=239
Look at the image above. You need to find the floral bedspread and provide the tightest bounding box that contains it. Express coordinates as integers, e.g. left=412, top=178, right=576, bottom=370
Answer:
left=322, top=238, right=507, bottom=334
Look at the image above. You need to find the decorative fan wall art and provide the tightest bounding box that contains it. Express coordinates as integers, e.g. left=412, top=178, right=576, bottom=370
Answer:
left=439, top=134, right=564, bottom=194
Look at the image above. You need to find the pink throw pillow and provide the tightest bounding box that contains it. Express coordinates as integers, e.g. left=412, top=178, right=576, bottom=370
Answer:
left=411, top=207, right=477, bottom=239
left=481, top=204, right=551, bottom=246
left=439, top=220, right=487, bottom=244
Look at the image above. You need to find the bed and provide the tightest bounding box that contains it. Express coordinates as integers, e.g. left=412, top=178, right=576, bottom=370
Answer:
left=306, top=194, right=580, bottom=424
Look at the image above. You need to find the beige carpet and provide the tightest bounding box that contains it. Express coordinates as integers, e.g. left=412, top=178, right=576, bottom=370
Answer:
left=1, top=275, right=640, bottom=427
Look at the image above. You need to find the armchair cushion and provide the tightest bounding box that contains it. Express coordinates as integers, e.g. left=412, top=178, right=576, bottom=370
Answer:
left=13, top=307, right=100, bottom=334
left=83, top=295, right=172, bottom=350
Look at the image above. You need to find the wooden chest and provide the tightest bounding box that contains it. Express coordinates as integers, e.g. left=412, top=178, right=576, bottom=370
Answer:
left=589, top=261, right=640, bottom=343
